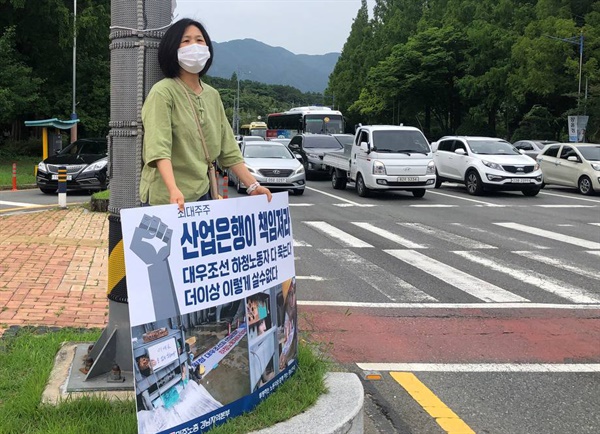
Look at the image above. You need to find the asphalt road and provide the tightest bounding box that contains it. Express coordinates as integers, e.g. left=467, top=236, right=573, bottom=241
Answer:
left=2, top=177, right=599, bottom=434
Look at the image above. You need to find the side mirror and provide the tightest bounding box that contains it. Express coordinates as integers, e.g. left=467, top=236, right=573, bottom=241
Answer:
left=360, top=141, right=370, bottom=153
left=294, top=153, right=303, bottom=161
left=454, top=148, right=467, bottom=155
left=288, top=143, right=300, bottom=151
left=567, top=155, right=579, bottom=162
left=518, top=149, right=526, bottom=155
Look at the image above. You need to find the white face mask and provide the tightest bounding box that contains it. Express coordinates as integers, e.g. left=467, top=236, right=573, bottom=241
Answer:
left=177, top=44, right=211, bottom=74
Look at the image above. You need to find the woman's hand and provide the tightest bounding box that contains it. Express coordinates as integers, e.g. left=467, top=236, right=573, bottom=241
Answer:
left=169, top=187, right=185, bottom=212
left=249, top=185, right=273, bottom=202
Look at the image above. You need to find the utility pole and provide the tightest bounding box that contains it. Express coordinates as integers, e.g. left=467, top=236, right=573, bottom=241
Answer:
left=544, top=32, right=584, bottom=109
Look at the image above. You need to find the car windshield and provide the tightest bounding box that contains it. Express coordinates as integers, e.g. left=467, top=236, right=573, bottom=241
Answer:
left=371, top=130, right=430, bottom=153
left=244, top=145, right=293, bottom=159
left=303, top=136, right=343, bottom=149
left=59, top=139, right=106, bottom=156
left=467, top=140, right=519, bottom=155
left=576, top=145, right=600, bottom=161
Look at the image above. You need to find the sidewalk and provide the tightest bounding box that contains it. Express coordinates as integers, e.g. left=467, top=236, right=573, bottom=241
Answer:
left=0, top=207, right=110, bottom=337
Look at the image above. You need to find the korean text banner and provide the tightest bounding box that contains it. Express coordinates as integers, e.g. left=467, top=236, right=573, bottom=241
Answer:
left=120, top=192, right=295, bottom=327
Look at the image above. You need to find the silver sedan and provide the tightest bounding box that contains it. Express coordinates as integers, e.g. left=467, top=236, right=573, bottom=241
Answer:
left=228, top=141, right=306, bottom=195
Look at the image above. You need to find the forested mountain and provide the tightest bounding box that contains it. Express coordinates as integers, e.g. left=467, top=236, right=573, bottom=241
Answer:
left=210, top=39, right=339, bottom=93
left=327, top=0, right=599, bottom=142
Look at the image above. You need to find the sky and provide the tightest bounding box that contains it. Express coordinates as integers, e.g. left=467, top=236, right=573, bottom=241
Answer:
left=173, top=0, right=376, bottom=55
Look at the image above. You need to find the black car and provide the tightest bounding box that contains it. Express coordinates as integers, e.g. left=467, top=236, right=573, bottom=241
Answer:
left=36, top=138, right=108, bottom=194
left=287, top=134, right=343, bottom=172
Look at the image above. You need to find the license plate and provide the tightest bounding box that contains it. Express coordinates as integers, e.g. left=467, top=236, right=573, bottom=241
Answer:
left=397, top=176, right=419, bottom=182
left=266, top=177, right=286, bottom=183
left=51, top=174, right=72, bottom=180
left=511, top=178, right=530, bottom=183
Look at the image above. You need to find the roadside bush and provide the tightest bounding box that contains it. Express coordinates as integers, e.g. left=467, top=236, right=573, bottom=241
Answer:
left=0, top=138, right=42, bottom=159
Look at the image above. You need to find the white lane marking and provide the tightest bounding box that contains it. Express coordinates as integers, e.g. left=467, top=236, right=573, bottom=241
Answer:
left=357, top=363, right=600, bottom=373
left=495, top=222, right=600, bottom=249
left=539, top=191, right=600, bottom=203
left=294, top=239, right=311, bottom=247
left=454, top=250, right=600, bottom=303
left=590, top=223, right=600, bottom=227
left=289, top=203, right=314, bottom=207
left=535, top=205, right=596, bottom=208
left=451, top=224, right=551, bottom=250
left=296, top=275, right=327, bottom=281
left=385, top=249, right=527, bottom=302
left=0, top=200, right=39, bottom=207
left=426, top=190, right=505, bottom=207
left=319, top=249, right=437, bottom=302
left=513, top=251, right=600, bottom=281
left=409, top=204, right=457, bottom=207
left=298, top=301, right=600, bottom=309
left=587, top=251, right=600, bottom=257
left=398, top=222, right=496, bottom=249
left=305, top=186, right=375, bottom=207
left=352, top=222, right=427, bottom=249
left=304, top=221, right=373, bottom=248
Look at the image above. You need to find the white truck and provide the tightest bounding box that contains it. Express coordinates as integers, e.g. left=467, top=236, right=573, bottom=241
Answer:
left=322, top=125, right=437, bottom=197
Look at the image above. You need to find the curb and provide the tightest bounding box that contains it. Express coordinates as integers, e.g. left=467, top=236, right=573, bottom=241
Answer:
left=250, top=372, right=364, bottom=434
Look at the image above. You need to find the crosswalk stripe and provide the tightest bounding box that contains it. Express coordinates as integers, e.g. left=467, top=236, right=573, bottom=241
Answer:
left=357, top=363, right=600, bottom=373
left=535, top=204, right=596, bottom=208
left=293, top=239, right=311, bottom=247
left=451, top=224, right=551, bottom=249
left=384, top=249, right=527, bottom=302
left=454, top=251, right=600, bottom=303
left=590, top=223, right=600, bottom=227
left=513, top=251, right=600, bottom=281
left=397, top=222, right=496, bottom=249
left=352, top=222, right=427, bottom=249
left=304, top=221, right=373, bottom=248
left=319, top=249, right=437, bottom=302
left=495, top=222, right=600, bottom=249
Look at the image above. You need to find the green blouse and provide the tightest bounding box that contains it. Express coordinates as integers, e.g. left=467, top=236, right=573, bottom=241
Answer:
left=140, top=78, right=243, bottom=205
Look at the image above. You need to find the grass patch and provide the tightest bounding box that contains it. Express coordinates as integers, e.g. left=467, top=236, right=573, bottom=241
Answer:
left=0, top=156, right=39, bottom=188
left=0, top=327, right=330, bottom=434
left=92, top=190, right=110, bottom=200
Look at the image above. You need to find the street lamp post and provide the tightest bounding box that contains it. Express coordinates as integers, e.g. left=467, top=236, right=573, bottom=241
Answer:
left=544, top=32, right=584, bottom=106
left=71, top=0, right=77, bottom=143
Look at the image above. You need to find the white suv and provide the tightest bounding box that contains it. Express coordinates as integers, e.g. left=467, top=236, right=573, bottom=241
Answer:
left=433, top=136, right=543, bottom=196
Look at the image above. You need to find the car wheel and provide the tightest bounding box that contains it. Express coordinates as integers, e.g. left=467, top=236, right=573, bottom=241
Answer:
left=40, top=188, right=55, bottom=194
left=465, top=170, right=484, bottom=195
left=236, top=180, right=246, bottom=194
left=412, top=189, right=426, bottom=198
left=356, top=174, right=370, bottom=197
left=578, top=176, right=594, bottom=195
left=292, top=188, right=304, bottom=196
left=522, top=188, right=540, bottom=197
left=434, top=170, right=442, bottom=188
left=332, top=169, right=346, bottom=190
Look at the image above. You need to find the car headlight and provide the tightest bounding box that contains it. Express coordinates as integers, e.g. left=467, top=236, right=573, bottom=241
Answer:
left=37, top=162, right=47, bottom=173
left=293, top=165, right=305, bottom=175
left=373, top=160, right=386, bottom=175
left=591, top=163, right=600, bottom=171
left=534, top=163, right=540, bottom=170
left=426, top=160, right=435, bottom=174
left=482, top=160, right=503, bottom=171
left=81, top=159, right=108, bottom=173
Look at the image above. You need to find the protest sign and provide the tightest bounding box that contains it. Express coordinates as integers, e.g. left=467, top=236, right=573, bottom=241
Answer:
left=121, top=193, right=298, bottom=434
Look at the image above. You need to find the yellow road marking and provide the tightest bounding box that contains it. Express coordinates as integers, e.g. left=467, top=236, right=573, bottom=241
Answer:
left=390, top=372, right=476, bottom=434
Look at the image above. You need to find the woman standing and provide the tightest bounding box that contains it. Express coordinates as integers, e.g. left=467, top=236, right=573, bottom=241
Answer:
left=140, top=18, right=272, bottom=210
